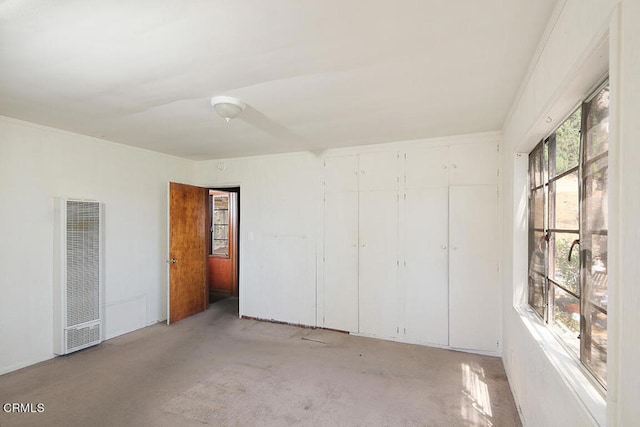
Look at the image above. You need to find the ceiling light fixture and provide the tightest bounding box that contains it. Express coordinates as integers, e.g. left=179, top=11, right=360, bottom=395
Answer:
left=211, top=96, right=246, bottom=122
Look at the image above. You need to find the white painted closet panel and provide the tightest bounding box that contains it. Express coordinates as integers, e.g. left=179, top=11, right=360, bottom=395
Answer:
left=449, top=141, right=498, bottom=186
left=325, top=155, right=358, bottom=192
left=401, top=145, right=450, bottom=345
left=358, top=151, right=399, bottom=338
left=324, top=191, right=359, bottom=331
left=323, top=151, right=399, bottom=336
left=448, top=185, right=499, bottom=352
left=323, top=155, right=359, bottom=332
left=404, top=145, right=449, bottom=188
left=322, top=140, right=499, bottom=354
left=403, top=187, right=449, bottom=345
left=359, top=189, right=398, bottom=338
left=359, top=151, right=399, bottom=191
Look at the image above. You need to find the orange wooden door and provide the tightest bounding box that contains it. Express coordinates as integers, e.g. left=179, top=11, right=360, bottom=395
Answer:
left=168, top=182, right=208, bottom=324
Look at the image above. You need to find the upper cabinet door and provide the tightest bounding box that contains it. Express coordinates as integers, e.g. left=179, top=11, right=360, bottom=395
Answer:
left=449, top=141, right=498, bottom=186
left=359, top=151, right=399, bottom=192
left=404, top=146, right=449, bottom=189
left=325, top=155, right=359, bottom=193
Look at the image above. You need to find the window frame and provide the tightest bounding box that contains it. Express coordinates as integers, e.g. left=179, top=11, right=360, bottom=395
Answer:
left=527, top=78, right=609, bottom=389
left=211, top=194, right=230, bottom=258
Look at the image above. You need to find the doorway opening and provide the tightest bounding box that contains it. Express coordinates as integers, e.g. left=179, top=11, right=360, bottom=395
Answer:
left=207, top=187, right=240, bottom=304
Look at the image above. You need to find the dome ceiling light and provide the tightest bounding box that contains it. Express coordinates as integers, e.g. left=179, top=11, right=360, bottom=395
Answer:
left=211, top=96, right=246, bottom=122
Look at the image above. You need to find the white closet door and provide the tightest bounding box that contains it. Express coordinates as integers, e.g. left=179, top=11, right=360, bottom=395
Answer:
left=359, top=190, right=398, bottom=338
left=324, top=191, right=359, bottom=332
left=449, top=185, right=499, bottom=352
left=359, top=151, right=398, bottom=191
left=404, top=146, right=449, bottom=189
left=323, top=155, right=359, bottom=332
left=325, top=155, right=358, bottom=192
left=449, top=141, right=498, bottom=186
left=403, top=187, right=449, bottom=345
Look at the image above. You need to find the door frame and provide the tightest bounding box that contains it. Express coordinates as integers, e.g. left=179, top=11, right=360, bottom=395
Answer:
left=166, top=182, right=241, bottom=323
left=207, top=186, right=241, bottom=298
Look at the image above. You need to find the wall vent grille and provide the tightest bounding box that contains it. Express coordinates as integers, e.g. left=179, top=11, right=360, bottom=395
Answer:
left=54, top=199, right=103, bottom=355
left=66, top=323, right=101, bottom=352
left=66, top=201, right=100, bottom=327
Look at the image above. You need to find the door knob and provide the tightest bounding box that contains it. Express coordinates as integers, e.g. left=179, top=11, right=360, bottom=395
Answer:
left=168, top=259, right=178, bottom=264
left=441, top=245, right=447, bottom=250
left=450, top=246, right=457, bottom=250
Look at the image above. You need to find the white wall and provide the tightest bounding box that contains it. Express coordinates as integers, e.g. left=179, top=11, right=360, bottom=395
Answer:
left=500, top=0, right=640, bottom=425
left=0, top=117, right=194, bottom=374
left=196, top=152, right=324, bottom=327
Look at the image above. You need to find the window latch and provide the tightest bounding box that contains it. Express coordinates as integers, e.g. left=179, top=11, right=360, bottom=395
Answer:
left=568, top=239, right=580, bottom=262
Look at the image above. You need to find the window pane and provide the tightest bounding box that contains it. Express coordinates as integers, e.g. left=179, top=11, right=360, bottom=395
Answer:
left=213, top=224, right=228, bottom=240
left=214, top=196, right=229, bottom=209
left=528, top=273, right=545, bottom=318
left=583, top=156, right=608, bottom=233
left=550, top=285, right=580, bottom=357
left=551, top=108, right=581, bottom=176
left=550, top=171, right=579, bottom=230
left=584, top=87, right=609, bottom=162
left=584, top=234, right=608, bottom=310
left=549, top=232, right=580, bottom=295
left=583, top=304, right=607, bottom=386
left=530, top=188, right=545, bottom=229
left=214, top=209, right=229, bottom=225
left=528, top=228, right=546, bottom=318
left=529, top=143, right=546, bottom=189
left=212, top=239, right=229, bottom=256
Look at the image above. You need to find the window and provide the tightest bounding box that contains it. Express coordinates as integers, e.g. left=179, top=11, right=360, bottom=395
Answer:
left=527, top=81, right=609, bottom=388
left=211, top=194, right=230, bottom=257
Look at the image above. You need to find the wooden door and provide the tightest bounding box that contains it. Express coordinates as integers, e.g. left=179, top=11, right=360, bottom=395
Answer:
left=169, top=182, right=208, bottom=324
left=448, top=185, right=499, bottom=352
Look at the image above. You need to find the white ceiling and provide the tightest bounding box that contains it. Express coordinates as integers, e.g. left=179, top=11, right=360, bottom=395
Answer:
left=0, top=0, right=557, bottom=160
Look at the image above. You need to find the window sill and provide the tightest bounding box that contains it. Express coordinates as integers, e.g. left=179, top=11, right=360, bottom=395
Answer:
left=515, top=305, right=606, bottom=425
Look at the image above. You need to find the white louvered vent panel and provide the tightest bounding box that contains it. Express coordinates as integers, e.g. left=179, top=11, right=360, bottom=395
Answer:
left=66, top=324, right=101, bottom=352
left=66, top=201, right=101, bottom=327
left=53, top=198, right=103, bottom=355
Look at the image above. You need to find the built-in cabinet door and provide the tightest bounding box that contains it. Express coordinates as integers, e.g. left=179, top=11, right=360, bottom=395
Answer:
left=358, top=151, right=399, bottom=338
left=403, top=187, right=449, bottom=345
left=404, top=146, right=449, bottom=189
left=359, top=189, right=399, bottom=338
left=448, top=141, right=498, bottom=186
left=401, top=146, right=450, bottom=345
left=325, top=155, right=359, bottom=193
left=448, top=185, right=499, bottom=352
left=359, top=151, right=399, bottom=191
left=323, top=156, right=359, bottom=332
